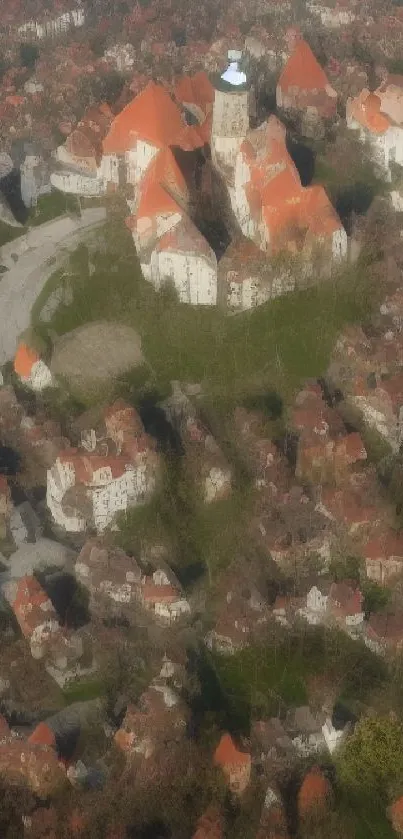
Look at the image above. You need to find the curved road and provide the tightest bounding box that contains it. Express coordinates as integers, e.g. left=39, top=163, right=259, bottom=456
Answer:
left=0, top=206, right=106, bottom=365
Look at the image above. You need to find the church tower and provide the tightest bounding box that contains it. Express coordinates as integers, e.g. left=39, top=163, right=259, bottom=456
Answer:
left=211, top=50, right=251, bottom=181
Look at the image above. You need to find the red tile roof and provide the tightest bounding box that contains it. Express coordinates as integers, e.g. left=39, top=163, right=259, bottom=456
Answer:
left=28, top=723, right=57, bottom=749
left=214, top=733, right=250, bottom=768
left=12, top=576, right=59, bottom=640
left=14, top=343, right=40, bottom=378
left=103, top=81, right=185, bottom=154
left=348, top=89, right=390, bottom=134
left=298, top=766, right=331, bottom=817
left=279, top=40, right=331, bottom=93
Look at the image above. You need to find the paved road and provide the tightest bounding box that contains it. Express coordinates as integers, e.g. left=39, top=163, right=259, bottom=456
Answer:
left=0, top=207, right=106, bottom=365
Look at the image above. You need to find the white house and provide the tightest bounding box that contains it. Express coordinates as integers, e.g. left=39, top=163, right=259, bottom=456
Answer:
left=14, top=342, right=53, bottom=392
left=347, top=88, right=403, bottom=191
left=17, top=6, right=85, bottom=40
left=151, top=220, right=217, bottom=306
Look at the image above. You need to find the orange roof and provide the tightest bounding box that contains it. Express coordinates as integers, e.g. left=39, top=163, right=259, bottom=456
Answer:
left=298, top=766, right=331, bottom=817
left=349, top=89, right=390, bottom=134
left=28, top=722, right=56, bottom=749
left=137, top=181, right=183, bottom=221
left=175, top=71, right=214, bottom=115
left=279, top=40, right=331, bottom=93
left=103, top=81, right=185, bottom=154
left=14, top=342, right=40, bottom=378
left=302, top=185, right=343, bottom=235
left=136, top=147, right=188, bottom=220
left=214, top=733, right=250, bottom=768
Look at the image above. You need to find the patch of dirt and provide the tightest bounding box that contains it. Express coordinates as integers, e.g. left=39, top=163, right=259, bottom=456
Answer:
left=50, top=321, right=144, bottom=397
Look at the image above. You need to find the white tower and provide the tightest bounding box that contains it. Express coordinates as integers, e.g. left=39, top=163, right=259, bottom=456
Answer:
left=211, top=50, right=250, bottom=182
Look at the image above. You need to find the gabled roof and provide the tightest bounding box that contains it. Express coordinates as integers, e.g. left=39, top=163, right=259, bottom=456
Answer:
left=103, top=82, right=185, bottom=154
left=28, top=722, right=57, bottom=749
left=279, top=39, right=331, bottom=93
left=348, top=89, right=390, bottom=134
left=214, top=733, right=250, bottom=768
left=14, top=342, right=40, bottom=378
left=135, top=147, right=188, bottom=221
left=174, top=71, right=214, bottom=113
left=298, top=766, right=331, bottom=816
left=157, top=219, right=215, bottom=263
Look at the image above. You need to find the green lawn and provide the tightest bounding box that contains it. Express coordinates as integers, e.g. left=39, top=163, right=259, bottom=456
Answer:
left=62, top=677, right=105, bottom=704
left=32, top=219, right=377, bottom=410
left=210, top=628, right=386, bottom=733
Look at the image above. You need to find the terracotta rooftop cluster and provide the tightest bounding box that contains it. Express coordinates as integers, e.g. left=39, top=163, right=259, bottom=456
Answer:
left=238, top=116, right=344, bottom=255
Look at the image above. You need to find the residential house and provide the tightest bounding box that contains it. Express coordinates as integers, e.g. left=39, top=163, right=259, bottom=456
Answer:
left=297, top=765, right=332, bottom=820
left=346, top=86, right=403, bottom=205
left=276, top=30, right=338, bottom=131
left=296, top=429, right=367, bottom=486
left=103, top=44, right=136, bottom=73
left=307, top=0, right=356, bottom=28
left=100, top=81, right=186, bottom=190
left=316, top=482, right=385, bottom=537
left=17, top=6, right=85, bottom=41
left=365, top=611, right=403, bottom=654
left=47, top=401, right=159, bottom=533
left=51, top=104, right=113, bottom=196
left=75, top=540, right=142, bottom=616
left=321, top=713, right=348, bottom=754
left=151, top=219, right=217, bottom=305
left=213, top=733, right=251, bottom=795
left=0, top=737, right=66, bottom=797
left=114, top=679, right=189, bottom=759
left=2, top=575, right=61, bottom=660
left=285, top=706, right=326, bottom=756
left=139, top=570, right=191, bottom=624
left=220, top=236, right=291, bottom=311
left=298, top=580, right=331, bottom=625
left=327, top=581, right=364, bottom=628
left=362, top=531, right=403, bottom=583
left=14, top=342, right=53, bottom=392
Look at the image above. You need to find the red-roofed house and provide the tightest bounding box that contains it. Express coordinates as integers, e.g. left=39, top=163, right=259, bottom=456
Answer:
left=327, top=581, right=364, bottom=628
left=52, top=103, right=113, bottom=196
left=3, top=576, right=61, bottom=660
left=101, top=82, right=185, bottom=189
left=362, top=531, right=403, bottom=584
left=28, top=722, right=57, bottom=750
left=213, top=734, right=251, bottom=794
left=297, top=766, right=331, bottom=819
left=347, top=87, right=403, bottom=192
left=366, top=611, right=403, bottom=654
left=47, top=401, right=159, bottom=533
left=14, top=342, right=53, bottom=392
left=277, top=36, right=337, bottom=126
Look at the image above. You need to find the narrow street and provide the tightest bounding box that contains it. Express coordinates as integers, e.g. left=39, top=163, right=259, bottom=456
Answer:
left=0, top=206, right=106, bottom=364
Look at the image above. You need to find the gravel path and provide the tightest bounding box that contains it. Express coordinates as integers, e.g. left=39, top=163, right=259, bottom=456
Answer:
left=0, top=207, right=106, bottom=365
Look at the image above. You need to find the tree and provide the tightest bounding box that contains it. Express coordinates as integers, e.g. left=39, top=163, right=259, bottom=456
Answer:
left=19, top=42, right=39, bottom=69
left=362, top=581, right=390, bottom=619
left=338, top=715, right=403, bottom=800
